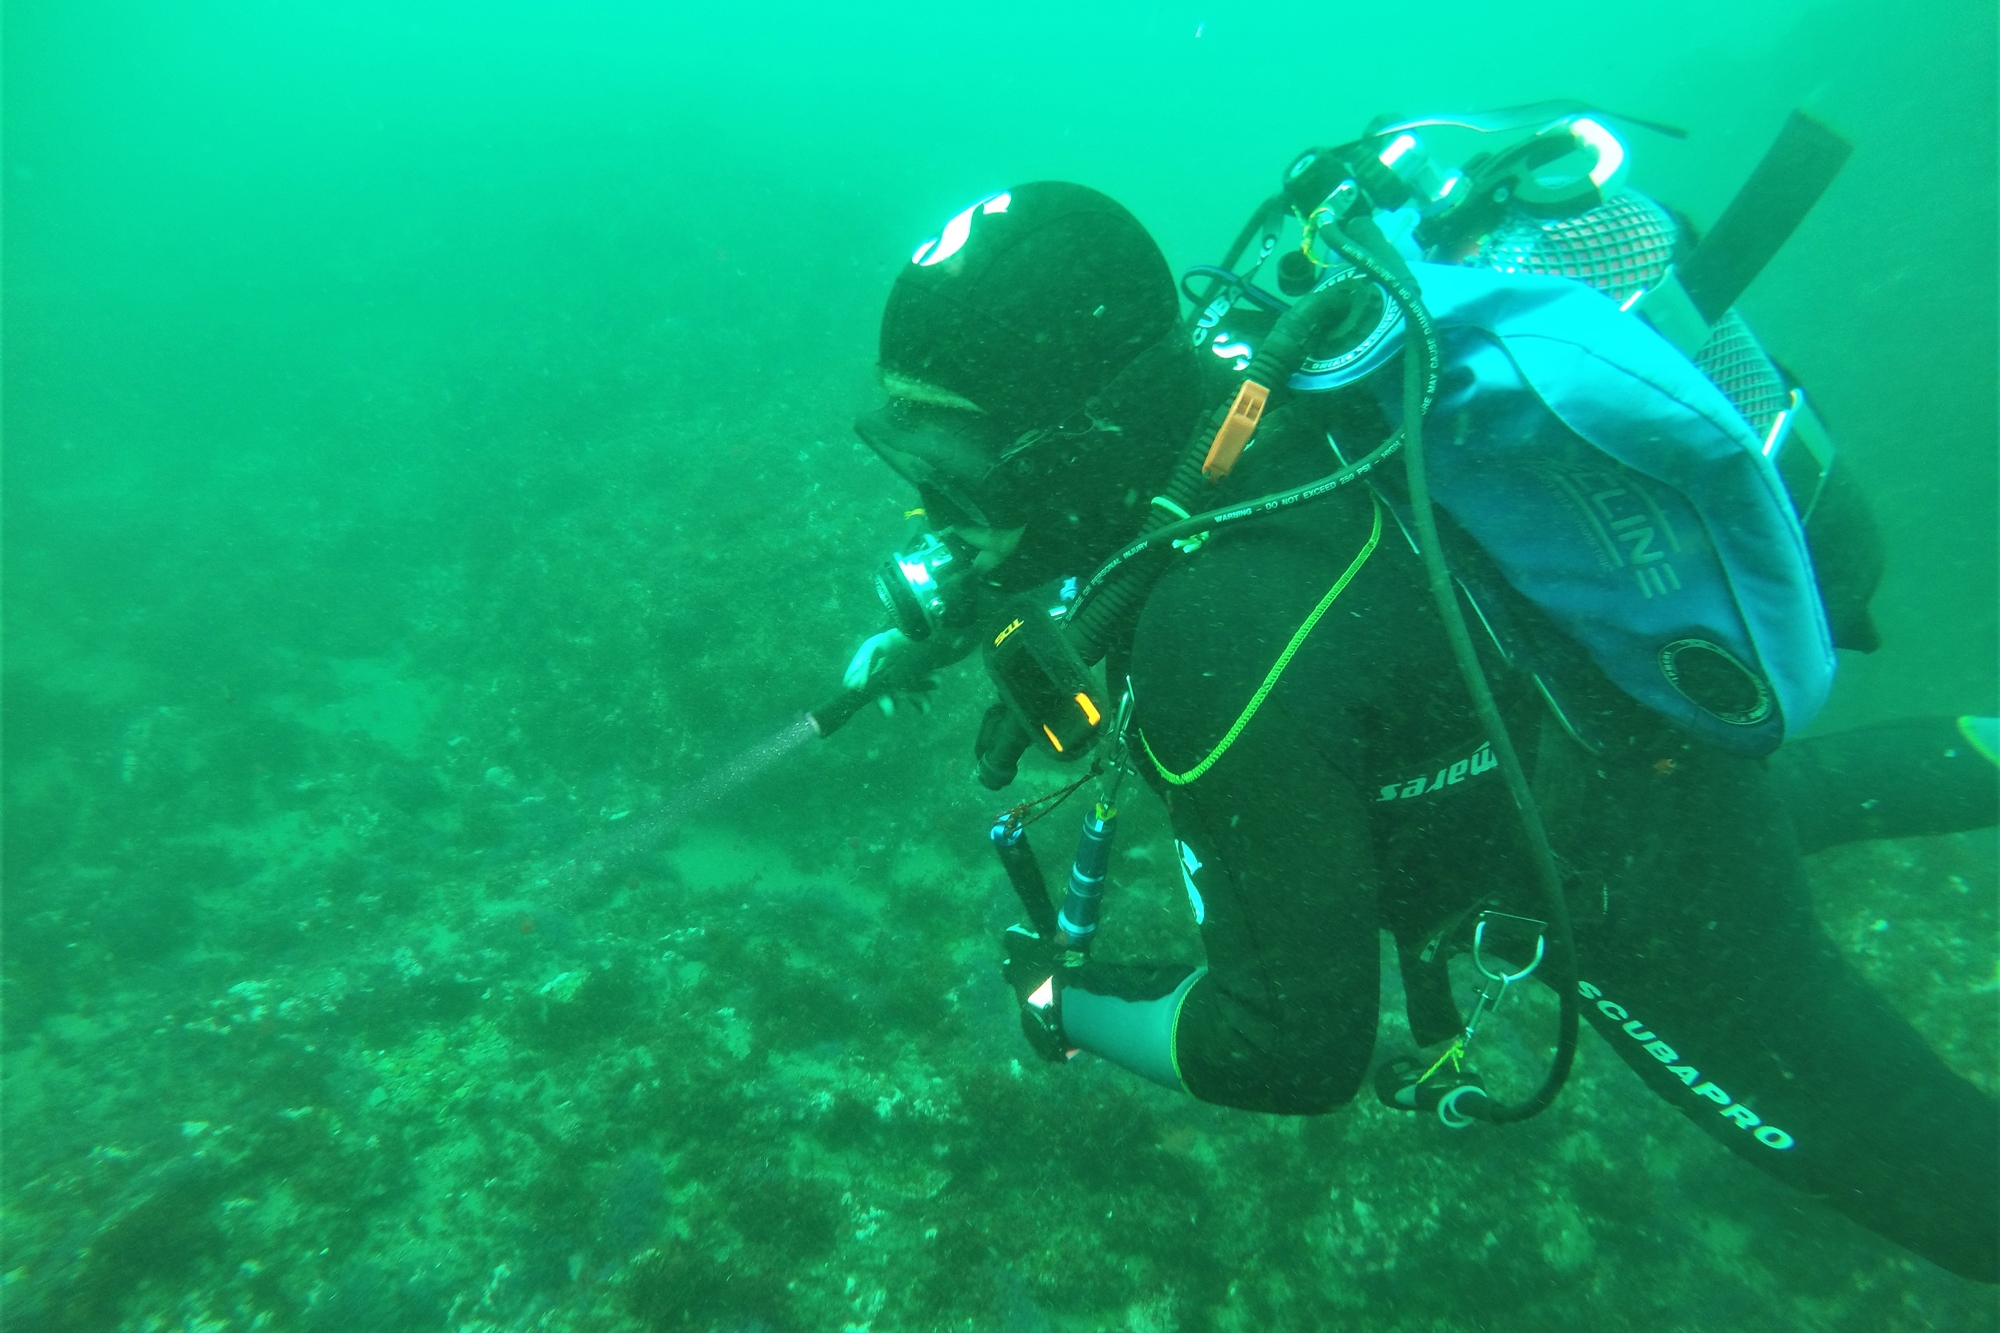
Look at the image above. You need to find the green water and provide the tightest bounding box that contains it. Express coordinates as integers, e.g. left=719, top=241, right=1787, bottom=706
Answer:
left=5, top=2, right=1995, bottom=1329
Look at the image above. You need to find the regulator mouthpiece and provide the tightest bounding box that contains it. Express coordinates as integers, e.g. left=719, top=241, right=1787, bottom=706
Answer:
left=874, top=530, right=981, bottom=642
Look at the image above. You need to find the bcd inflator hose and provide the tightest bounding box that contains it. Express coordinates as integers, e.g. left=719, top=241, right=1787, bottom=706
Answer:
left=1061, top=280, right=1382, bottom=675
left=1199, top=279, right=1370, bottom=481
left=1063, top=297, right=1413, bottom=647
left=970, top=280, right=1390, bottom=800
left=1007, top=269, right=1410, bottom=779
left=976, top=387, right=1242, bottom=789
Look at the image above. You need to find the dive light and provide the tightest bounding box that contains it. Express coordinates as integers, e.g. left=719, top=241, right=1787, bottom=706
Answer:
left=984, top=596, right=1105, bottom=764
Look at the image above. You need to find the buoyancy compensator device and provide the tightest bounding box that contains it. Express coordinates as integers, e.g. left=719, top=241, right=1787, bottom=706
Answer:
left=1186, top=103, right=1859, bottom=755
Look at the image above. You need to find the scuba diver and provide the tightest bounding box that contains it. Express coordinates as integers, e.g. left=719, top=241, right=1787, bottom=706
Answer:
left=814, top=108, right=1999, bottom=1281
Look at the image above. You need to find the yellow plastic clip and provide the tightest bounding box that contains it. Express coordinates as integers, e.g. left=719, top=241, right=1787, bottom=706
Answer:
left=1201, top=379, right=1270, bottom=479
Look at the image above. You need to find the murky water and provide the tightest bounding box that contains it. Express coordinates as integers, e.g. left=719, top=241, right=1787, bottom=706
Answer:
left=6, top=1, right=1994, bottom=1328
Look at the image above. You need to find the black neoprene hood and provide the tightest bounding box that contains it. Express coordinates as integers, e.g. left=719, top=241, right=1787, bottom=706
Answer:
left=879, top=182, right=1179, bottom=433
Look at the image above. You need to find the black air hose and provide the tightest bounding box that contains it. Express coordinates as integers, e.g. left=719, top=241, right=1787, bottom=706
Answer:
left=1063, top=281, right=1374, bottom=667
left=1316, top=213, right=1579, bottom=1124
left=1236, top=278, right=1372, bottom=399
left=979, top=287, right=1374, bottom=789
left=977, top=424, right=1214, bottom=788
left=1057, top=431, right=1208, bottom=667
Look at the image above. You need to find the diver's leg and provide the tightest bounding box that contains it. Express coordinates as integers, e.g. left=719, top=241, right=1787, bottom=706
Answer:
left=1571, top=744, right=1998, bottom=1281
left=1773, top=716, right=1998, bottom=853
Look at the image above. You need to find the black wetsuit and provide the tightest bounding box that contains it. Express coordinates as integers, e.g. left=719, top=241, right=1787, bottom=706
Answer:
left=1072, top=456, right=1998, bottom=1281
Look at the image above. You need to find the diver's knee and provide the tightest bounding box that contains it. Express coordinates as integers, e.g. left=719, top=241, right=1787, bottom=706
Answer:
left=1183, top=1035, right=1365, bottom=1114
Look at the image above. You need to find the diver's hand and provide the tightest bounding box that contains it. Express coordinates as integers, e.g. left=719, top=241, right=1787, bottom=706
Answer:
left=1000, top=925, right=1074, bottom=1063
left=844, top=629, right=907, bottom=689
left=844, top=629, right=938, bottom=717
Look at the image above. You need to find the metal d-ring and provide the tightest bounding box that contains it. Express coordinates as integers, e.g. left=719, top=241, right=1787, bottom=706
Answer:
left=1472, top=911, right=1546, bottom=986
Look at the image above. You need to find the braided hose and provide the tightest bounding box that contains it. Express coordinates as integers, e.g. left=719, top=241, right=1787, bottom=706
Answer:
left=1063, top=281, right=1373, bottom=667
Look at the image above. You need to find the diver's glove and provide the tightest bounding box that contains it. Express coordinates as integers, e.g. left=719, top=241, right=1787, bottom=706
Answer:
left=843, top=629, right=939, bottom=717
left=1000, top=925, right=1075, bottom=1064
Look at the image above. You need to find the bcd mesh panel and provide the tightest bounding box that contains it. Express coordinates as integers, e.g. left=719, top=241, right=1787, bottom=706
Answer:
left=1690, top=311, right=1791, bottom=438
left=1475, top=192, right=1676, bottom=302
left=1470, top=192, right=1789, bottom=437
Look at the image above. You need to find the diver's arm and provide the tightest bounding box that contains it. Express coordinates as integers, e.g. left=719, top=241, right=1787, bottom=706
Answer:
left=1051, top=699, right=1381, bottom=1112
left=1152, top=719, right=1381, bottom=1112
left=845, top=622, right=978, bottom=690
left=811, top=624, right=978, bottom=736
left=1055, top=966, right=1204, bottom=1091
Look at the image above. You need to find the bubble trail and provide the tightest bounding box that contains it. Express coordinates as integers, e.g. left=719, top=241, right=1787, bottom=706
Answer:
left=576, top=714, right=820, bottom=863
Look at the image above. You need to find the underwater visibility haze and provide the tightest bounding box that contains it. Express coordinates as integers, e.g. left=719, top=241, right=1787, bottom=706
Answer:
left=4, top=1, right=1997, bottom=1329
